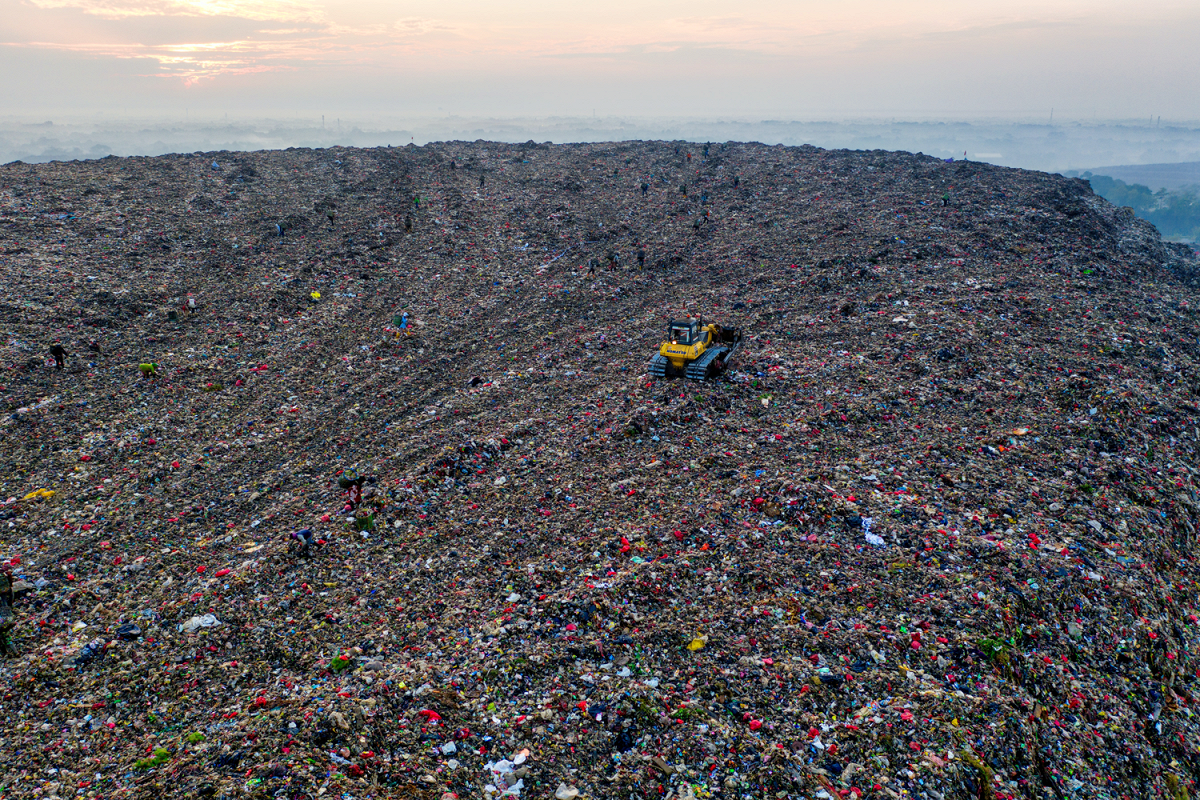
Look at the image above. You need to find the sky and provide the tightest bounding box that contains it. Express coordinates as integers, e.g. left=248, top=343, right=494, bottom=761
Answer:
left=1, top=0, right=1199, bottom=121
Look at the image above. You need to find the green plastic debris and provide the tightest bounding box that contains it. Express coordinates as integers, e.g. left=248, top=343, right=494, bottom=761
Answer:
left=134, top=747, right=172, bottom=770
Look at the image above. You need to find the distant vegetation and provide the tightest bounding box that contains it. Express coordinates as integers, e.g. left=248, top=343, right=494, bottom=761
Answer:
left=1083, top=172, right=1200, bottom=242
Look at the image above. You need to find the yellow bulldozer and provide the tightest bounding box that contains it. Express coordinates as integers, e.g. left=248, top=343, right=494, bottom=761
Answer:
left=649, top=317, right=743, bottom=380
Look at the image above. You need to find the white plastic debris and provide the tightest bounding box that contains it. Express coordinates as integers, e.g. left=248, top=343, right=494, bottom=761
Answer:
left=178, top=614, right=221, bottom=633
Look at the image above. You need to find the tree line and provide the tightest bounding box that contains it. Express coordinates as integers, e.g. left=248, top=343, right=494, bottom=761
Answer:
left=1083, top=172, right=1200, bottom=242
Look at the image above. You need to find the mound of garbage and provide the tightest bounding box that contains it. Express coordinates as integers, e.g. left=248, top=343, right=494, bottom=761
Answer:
left=1, top=140, right=1199, bottom=800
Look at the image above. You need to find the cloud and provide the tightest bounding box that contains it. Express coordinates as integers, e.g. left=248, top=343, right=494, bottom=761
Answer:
left=3, top=0, right=470, bottom=82
left=5, top=33, right=331, bottom=82
left=543, top=41, right=772, bottom=64
left=24, top=0, right=322, bottom=22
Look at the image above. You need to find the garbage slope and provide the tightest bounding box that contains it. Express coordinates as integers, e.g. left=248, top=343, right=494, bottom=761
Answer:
left=1, top=141, right=1199, bottom=800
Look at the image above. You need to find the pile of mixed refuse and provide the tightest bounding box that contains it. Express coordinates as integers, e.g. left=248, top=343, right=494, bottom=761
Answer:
left=1, top=139, right=1200, bottom=800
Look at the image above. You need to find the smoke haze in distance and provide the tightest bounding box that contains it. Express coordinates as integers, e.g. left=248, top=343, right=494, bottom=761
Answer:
left=2, top=115, right=1199, bottom=178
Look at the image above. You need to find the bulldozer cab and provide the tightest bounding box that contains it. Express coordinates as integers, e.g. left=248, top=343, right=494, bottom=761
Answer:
left=668, top=320, right=700, bottom=345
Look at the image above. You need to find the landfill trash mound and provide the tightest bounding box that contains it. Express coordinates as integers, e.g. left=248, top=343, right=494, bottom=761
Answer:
left=2, top=140, right=1200, bottom=800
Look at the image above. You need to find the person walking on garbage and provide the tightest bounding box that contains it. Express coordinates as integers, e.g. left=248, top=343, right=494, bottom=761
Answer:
left=138, top=362, right=158, bottom=379
left=50, top=341, right=67, bottom=370
left=0, top=564, right=17, bottom=657
left=338, top=468, right=367, bottom=506
left=392, top=312, right=414, bottom=338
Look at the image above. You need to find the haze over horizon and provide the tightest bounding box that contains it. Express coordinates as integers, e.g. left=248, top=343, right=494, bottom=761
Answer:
left=4, top=114, right=1200, bottom=180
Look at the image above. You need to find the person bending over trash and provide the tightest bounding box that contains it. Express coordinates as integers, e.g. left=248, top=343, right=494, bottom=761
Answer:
left=289, top=528, right=317, bottom=558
